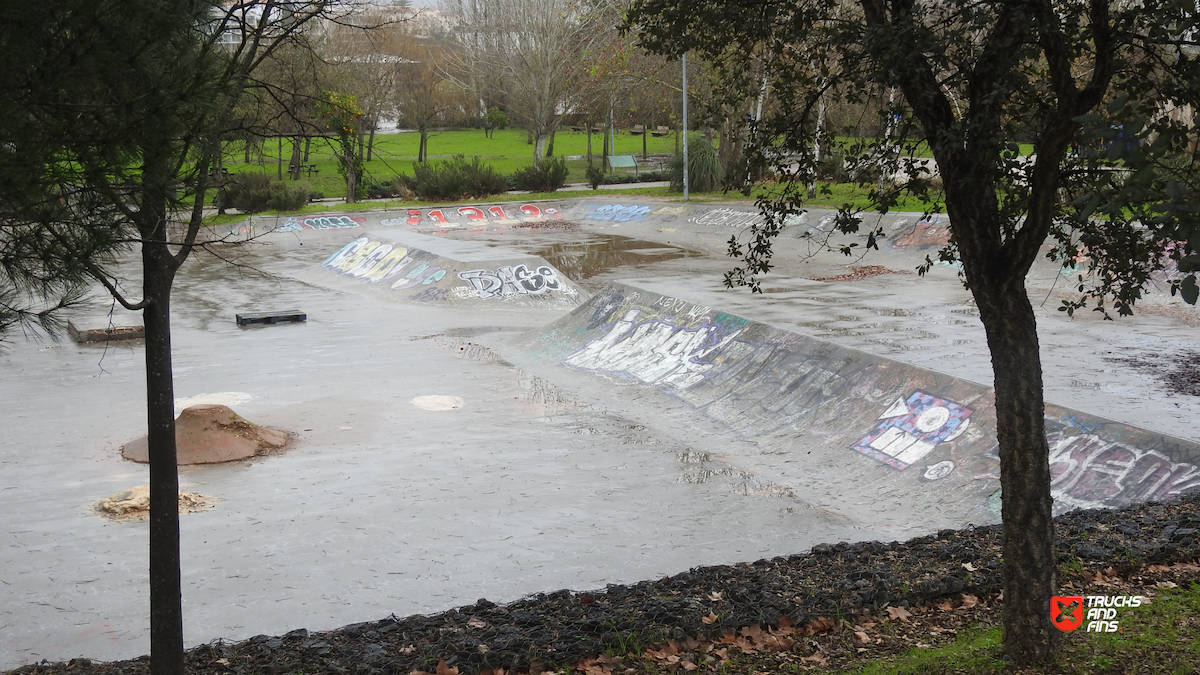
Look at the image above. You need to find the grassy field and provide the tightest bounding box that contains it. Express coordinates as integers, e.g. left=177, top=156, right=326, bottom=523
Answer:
left=221, top=127, right=688, bottom=198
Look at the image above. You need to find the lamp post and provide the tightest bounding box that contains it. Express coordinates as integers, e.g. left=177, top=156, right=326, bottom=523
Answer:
left=682, top=52, right=689, bottom=201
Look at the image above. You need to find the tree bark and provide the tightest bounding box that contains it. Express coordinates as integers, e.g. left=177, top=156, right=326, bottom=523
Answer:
left=290, top=136, right=302, bottom=181
left=367, top=127, right=376, bottom=162
left=303, top=136, right=311, bottom=162
left=139, top=150, right=184, bottom=675
left=344, top=142, right=358, bottom=204
left=419, top=130, right=428, bottom=164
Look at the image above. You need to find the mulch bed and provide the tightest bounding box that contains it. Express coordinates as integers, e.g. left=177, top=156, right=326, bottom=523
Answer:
left=9, top=493, right=1199, bottom=675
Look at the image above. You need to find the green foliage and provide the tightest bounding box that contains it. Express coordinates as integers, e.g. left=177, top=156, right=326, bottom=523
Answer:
left=482, top=107, right=511, bottom=138
left=217, top=174, right=311, bottom=213
left=510, top=156, right=570, bottom=192
left=586, top=164, right=606, bottom=189
left=268, top=181, right=312, bottom=211
left=411, top=155, right=508, bottom=200
left=668, top=139, right=724, bottom=193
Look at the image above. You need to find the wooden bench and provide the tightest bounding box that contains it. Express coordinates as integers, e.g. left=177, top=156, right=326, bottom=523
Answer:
left=651, top=126, right=671, bottom=137
left=630, top=125, right=646, bottom=135
left=607, top=154, right=639, bottom=176
left=236, top=310, right=307, bottom=326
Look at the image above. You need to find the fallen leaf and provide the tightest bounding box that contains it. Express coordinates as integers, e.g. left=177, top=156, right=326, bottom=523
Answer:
left=681, top=661, right=698, bottom=671
left=708, top=591, right=724, bottom=602
left=960, top=594, right=979, bottom=609
left=806, top=616, right=835, bottom=635
left=701, top=612, right=718, bottom=625
left=935, top=601, right=954, bottom=612
left=467, top=618, right=487, bottom=629
left=916, top=642, right=932, bottom=649
left=399, top=645, right=417, bottom=655
left=962, top=562, right=977, bottom=572
left=800, top=652, right=828, bottom=665
left=778, top=615, right=795, bottom=630
left=215, top=658, right=230, bottom=666
left=436, top=661, right=459, bottom=675
left=1157, top=581, right=1179, bottom=589
left=854, top=631, right=871, bottom=644
left=887, top=606, right=913, bottom=622
left=714, top=647, right=729, bottom=663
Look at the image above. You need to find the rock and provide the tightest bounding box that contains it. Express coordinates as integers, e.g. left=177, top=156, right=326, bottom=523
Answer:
left=121, top=404, right=289, bottom=465
left=96, top=484, right=216, bottom=521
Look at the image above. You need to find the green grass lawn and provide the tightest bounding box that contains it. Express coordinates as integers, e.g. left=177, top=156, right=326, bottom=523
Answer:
left=221, top=127, right=688, bottom=199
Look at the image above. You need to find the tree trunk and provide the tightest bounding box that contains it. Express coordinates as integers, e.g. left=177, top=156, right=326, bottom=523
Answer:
left=587, top=125, right=592, bottom=165
left=642, top=130, right=647, bottom=159
left=139, top=151, right=184, bottom=675
left=533, top=133, right=547, bottom=167
left=290, top=136, right=302, bottom=181
left=244, top=138, right=251, bottom=164
left=276, top=136, right=283, bottom=180
left=419, top=130, right=428, bottom=164
left=367, top=127, right=376, bottom=162
left=344, top=142, right=357, bottom=204
left=303, top=136, right=311, bottom=162
left=546, top=130, right=555, bottom=157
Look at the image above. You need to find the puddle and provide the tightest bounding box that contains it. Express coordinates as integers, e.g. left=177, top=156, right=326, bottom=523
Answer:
left=532, top=234, right=700, bottom=281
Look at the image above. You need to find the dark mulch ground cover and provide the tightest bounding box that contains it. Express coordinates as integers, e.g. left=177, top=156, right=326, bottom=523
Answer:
left=9, top=493, right=1199, bottom=675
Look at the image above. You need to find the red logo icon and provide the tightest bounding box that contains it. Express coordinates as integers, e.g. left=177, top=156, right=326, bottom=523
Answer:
left=1051, top=595, right=1084, bottom=632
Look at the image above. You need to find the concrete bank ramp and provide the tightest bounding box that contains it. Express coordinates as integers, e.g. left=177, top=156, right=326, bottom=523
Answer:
left=298, top=231, right=589, bottom=310
left=518, top=281, right=1200, bottom=525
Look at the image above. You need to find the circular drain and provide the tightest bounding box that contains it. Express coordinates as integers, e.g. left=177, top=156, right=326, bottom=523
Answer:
left=411, top=395, right=464, bottom=411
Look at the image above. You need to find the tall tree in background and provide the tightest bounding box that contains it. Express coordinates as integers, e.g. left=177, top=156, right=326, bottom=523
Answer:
left=626, top=0, right=1200, bottom=665
left=1, top=2, right=363, bottom=673
left=448, top=0, right=613, bottom=165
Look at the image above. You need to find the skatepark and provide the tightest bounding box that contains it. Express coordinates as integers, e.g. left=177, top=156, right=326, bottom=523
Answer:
left=2, top=198, right=1199, bottom=667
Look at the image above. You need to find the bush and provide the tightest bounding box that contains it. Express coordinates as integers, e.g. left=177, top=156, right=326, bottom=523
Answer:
left=585, top=164, right=605, bottom=189
left=363, top=180, right=398, bottom=199
left=510, top=156, right=570, bottom=192
left=601, top=169, right=671, bottom=185
left=411, top=155, right=508, bottom=200
left=219, top=172, right=274, bottom=213
left=268, top=181, right=311, bottom=211
left=668, top=138, right=724, bottom=193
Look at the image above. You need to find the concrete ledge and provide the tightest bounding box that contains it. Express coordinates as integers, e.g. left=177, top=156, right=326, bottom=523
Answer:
left=67, top=318, right=145, bottom=343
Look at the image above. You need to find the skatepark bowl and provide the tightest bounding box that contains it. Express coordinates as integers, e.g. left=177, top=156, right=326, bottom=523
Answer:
left=2, top=199, right=1199, bottom=666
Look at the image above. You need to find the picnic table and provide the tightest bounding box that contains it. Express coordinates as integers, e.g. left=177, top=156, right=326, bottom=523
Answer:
left=289, top=163, right=319, bottom=176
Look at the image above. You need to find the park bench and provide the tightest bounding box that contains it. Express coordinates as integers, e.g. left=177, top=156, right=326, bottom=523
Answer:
left=288, top=163, right=319, bottom=176
left=651, top=125, right=671, bottom=137
left=630, top=125, right=646, bottom=135
left=236, top=309, right=307, bottom=326
left=607, top=154, right=639, bottom=176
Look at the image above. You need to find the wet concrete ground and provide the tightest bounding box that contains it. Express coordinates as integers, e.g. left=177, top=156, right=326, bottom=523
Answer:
left=2, top=201, right=1199, bottom=667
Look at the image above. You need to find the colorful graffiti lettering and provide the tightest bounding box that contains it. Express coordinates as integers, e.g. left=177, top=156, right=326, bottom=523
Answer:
left=687, top=208, right=760, bottom=228
left=852, top=391, right=974, bottom=469
left=1048, top=432, right=1200, bottom=511
left=888, top=219, right=950, bottom=249
left=277, top=217, right=302, bottom=232
left=322, top=237, right=448, bottom=287
left=302, top=215, right=363, bottom=230
left=383, top=204, right=562, bottom=228
left=564, top=308, right=746, bottom=390
left=585, top=204, right=652, bottom=222
left=457, top=264, right=564, bottom=298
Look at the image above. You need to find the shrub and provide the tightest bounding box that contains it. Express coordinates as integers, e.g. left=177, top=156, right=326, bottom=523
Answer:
left=668, top=138, right=723, bottom=193
left=510, top=156, right=570, bottom=192
left=363, top=180, right=398, bottom=199
left=267, top=181, right=311, bottom=212
left=585, top=164, right=605, bottom=189
left=601, top=169, right=671, bottom=185
left=220, top=172, right=274, bottom=213
left=411, top=155, right=507, bottom=200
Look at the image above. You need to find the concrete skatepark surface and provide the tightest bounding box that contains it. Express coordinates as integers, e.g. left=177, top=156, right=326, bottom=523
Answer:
left=2, top=198, right=1199, bottom=667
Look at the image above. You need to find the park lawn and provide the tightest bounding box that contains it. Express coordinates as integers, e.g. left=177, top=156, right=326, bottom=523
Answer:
left=220, top=127, right=689, bottom=199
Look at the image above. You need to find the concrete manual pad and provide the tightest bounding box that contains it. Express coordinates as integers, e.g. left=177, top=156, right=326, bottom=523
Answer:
left=3, top=199, right=1199, bottom=667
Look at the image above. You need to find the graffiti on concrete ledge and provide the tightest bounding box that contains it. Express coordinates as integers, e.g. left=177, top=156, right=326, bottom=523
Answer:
left=457, top=265, right=566, bottom=298
left=852, top=391, right=974, bottom=469
left=888, top=218, right=950, bottom=249
left=687, top=208, right=760, bottom=229
left=564, top=307, right=747, bottom=390
left=1048, top=431, right=1200, bottom=510
left=322, top=237, right=447, bottom=288
left=380, top=204, right=562, bottom=228
left=302, top=215, right=364, bottom=230
left=585, top=204, right=652, bottom=222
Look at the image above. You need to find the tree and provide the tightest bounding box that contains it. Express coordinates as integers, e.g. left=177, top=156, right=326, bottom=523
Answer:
left=1, top=2, right=357, bottom=673
left=393, top=42, right=472, bottom=162
left=447, top=0, right=614, bottom=166
left=625, top=0, right=1200, bottom=665
left=318, top=91, right=367, bottom=201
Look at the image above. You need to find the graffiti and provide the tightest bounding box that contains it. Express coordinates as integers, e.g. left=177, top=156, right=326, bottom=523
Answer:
left=924, top=460, right=956, bottom=480
left=457, top=264, right=564, bottom=298
left=277, top=217, right=302, bottom=232
left=564, top=308, right=746, bottom=390
left=322, top=237, right=448, bottom=288
left=888, top=218, right=950, bottom=249
left=379, top=204, right=562, bottom=229
left=687, top=208, right=760, bottom=228
left=1048, top=432, right=1200, bottom=510
left=852, top=391, right=974, bottom=469
left=585, top=204, right=652, bottom=222
left=302, top=215, right=363, bottom=230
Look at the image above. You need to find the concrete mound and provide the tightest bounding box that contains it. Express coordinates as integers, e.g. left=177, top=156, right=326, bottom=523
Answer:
left=96, top=484, right=216, bottom=521
left=121, top=404, right=289, bottom=465
left=519, top=281, right=1200, bottom=526
left=302, top=231, right=589, bottom=310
